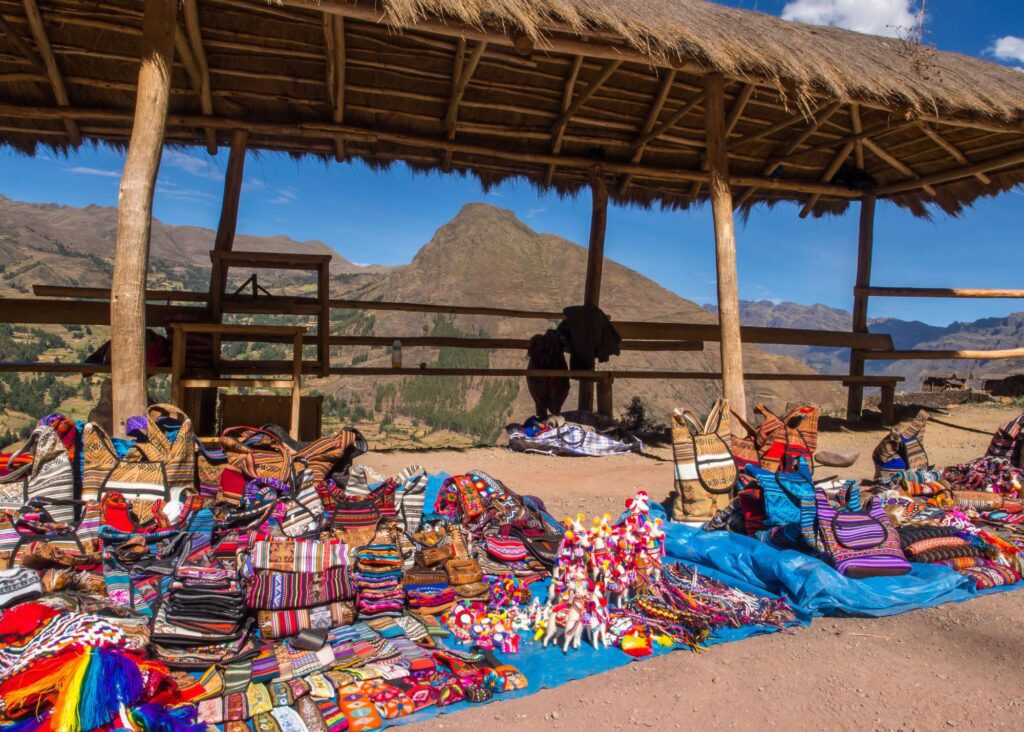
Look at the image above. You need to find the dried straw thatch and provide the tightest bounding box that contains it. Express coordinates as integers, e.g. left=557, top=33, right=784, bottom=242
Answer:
left=0, top=0, right=1021, bottom=217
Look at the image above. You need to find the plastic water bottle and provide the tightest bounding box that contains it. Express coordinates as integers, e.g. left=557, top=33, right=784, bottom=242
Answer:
left=391, top=340, right=402, bottom=368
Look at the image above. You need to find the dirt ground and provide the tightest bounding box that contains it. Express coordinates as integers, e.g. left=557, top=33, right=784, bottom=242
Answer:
left=353, top=403, right=1024, bottom=731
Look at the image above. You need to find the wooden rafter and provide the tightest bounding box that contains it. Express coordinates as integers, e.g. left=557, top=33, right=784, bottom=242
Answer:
left=618, top=68, right=676, bottom=195
left=862, top=137, right=937, bottom=195
left=874, top=148, right=1024, bottom=195
left=917, top=122, right=991, bottom=184
left=323, top=13, right=346, bottom=161
left=182, top=0, right=216, bottom=154
left=543, top=54, right=582, bottom=186
left=799, top=140, right=855, bottom=217
left=19, top=0, right=79, bottom=144
left=440, top=39, right=485, bottom=170
left=850, top=103, right=865, bottom=169
left=630, top=92, right=705, bottom=152
left=772, top=119, right=916, bottom=167
left=734, top=101, right=844, bottom=208
left=728, top=100, right=841, bottom=152
left=691, top=83, right=755, bottom=198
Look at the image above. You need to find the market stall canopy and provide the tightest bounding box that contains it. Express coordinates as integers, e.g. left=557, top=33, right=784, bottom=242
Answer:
left=1, top=0, right=1023, bottom=217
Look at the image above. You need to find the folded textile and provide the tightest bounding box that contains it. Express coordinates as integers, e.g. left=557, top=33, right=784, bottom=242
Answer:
left=247, top=566, right=355, bottom=610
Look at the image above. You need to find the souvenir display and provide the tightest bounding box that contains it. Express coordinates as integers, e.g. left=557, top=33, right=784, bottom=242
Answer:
left=0, top=400, right=1018, bottom=732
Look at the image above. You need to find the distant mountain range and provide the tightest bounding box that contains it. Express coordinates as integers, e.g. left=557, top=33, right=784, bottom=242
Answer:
left=709, top=300, right=1024, bottom=388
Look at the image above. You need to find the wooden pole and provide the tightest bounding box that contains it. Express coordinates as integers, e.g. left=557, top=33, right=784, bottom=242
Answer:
left=704, top=73, right=747, bottom=421
left=213, top=129, right=249, bottom=254
left=846, top=195, right=875, bottom=420
left=109, top=0, right=176, bottom=435
left=578, top=171, right=609, bottom=412
left=584, top=172, right=608, bottom=308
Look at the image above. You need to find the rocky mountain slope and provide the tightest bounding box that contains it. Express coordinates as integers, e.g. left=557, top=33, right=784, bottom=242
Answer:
left=0, top=196, right=840, bottom=444
left=723, top=300, right=1024, bottom=389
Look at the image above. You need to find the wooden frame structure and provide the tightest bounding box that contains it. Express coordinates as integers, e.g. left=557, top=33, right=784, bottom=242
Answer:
left=0, top=0, right=1021, bottom=434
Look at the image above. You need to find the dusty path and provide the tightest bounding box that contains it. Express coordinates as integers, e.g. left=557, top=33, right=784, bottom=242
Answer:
left=354, top=404, right=1024, bottom=731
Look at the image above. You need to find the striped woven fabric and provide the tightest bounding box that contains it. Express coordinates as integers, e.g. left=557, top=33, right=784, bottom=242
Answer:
left=671, top=401, right=737, bottom=521
left=960, top=564, right=1020, bottom=590
left=250, top=537, right=349, bottom=573
left=246, top=566, right=355, bottom=610
left=0, top=424, right=75, bottom=523
left=132, top=405, right=196, bottom=497
left=82, top=422, right=171, bottom=502
left=913, top=545, right=984, bottom=563
left=257, top=602, right=356, bottom=639
left=905, top=536, right=968, bottom=555
left=221, top=427, right=296, bottom=483
left=814, top=487, right=910, bottom=577
left=987, top=414, right=1024, bottom=466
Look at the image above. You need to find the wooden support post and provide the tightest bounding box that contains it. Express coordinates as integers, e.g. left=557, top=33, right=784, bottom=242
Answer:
left=318, top=259, right=330, bottom=376
left=291, top=331, right=303, bottom=439
left=109, top=0, right=176, bottom=436
left=846, top=195, right=875, bottom=421
left=704, top=73, right=747, bottom=422
left=578, top=171, right=608, bottom=412
left=596, top=378, right=614, bottom=418
left=879, top=383, right=896, bottom=427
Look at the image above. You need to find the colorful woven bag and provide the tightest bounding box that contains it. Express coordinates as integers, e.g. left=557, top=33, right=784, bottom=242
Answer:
left=987, top=413, right=1024, bottom=468
left=0, top=424, right=75, bottom=523
left=813, top=484, right=911, bottom=578
left=129, top=404, right=197, bottom=498
left=671, top=398, right=737, bottom=521
left=82, top=422, right=172, bottom=502
left=0, top=498, right=101, bottom=569
left=754, top=404, right=818, bottom=473
left=873, top=410, right=930, bottom=478
left=220, top=426, right=296, bottom=484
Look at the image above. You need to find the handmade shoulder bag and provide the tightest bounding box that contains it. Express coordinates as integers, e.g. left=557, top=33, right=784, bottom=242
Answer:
left=813, top=484, right=911, bottom=578
left=82, top=422, right=173, bottom=502
left=671, top=399, right=738, bottom=521
left=755, top=403, right=818, bottom=474
left=0, top=498, right=101, bottom=569
left=220, top=426, right=296, bottom=484
left=873, top=410, right=930, bottom=478
left=988, top=413, right=1024, bottom=467
left=130, top=404, right=197, bottom=498
left=0, top=424, right=75, bottom=522
left=745, top=464, right=817, bottom=548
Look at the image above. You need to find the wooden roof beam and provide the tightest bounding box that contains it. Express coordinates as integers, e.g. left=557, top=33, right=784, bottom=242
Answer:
left=181, top=0, right=216, bottom=154
left=875, top=148, right=1024, bottom=195
left=323, top=13, right=346, bottom=161
left=735, top=100, right=845, bottom=209
left=19, top=0, right=79, bottom=145
left=862, top=137, right=937, bottom=195
left=799, top=140, right=855, bottom=218
left=917, top=123, right=991, bottom=185
left=850, top=103, right=865, bottom=169
left=618, top=68, right=676, bottom=195
left=728, top=101, right=841, bottom=152
left=543, top=54, right=582, bottom=186
left=441, top=39, right=486, bottom=171
left=550, top=58, right=621, bottom=152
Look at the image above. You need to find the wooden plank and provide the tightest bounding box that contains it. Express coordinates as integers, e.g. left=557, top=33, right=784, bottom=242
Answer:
left=857, top=286, right=1024, bottom=299
left=180, top=378, right=296, bottom=388
left=550, top=58, right=622, bottom=153
left=618, top=68, right=677, bottom=194
left=863, top=137, right=937, bottom=195
left=800, top=139, right=855, bottom=217
left=322, top=12, right=346, bottom=161
left=543, top=54, right=582, bottom=186
left=290, top=331, right=303, bottom=439
left=211, top=250, right=333, bottom=269
left=20, top=0, right=79, bottom=143
left=220, top=335, right=703, bottom=352
left=109, top=0, right=176, bottom=435
left=0, top=102, right=867, bottom=199
left=614, top=322, right=893, bottom=350
left=181, top=0, right=216, bottom=153
left=704, top=72, right=747, bottom=419
left=175, top=323, right=306, bottom=335
left=0, top=362, right=171, bottom=374
left=874, top=149, right=1024, bottom=195
left=917, top=123, right=990, bottom=184
left=325, top=366, right=904, bottom=382
left=210, top=128, right=248, bottom=326
left=583, top=173, right=608, bottom=307
left=317, top=258, right=330, bottom=376
left=863, top=348, right=1024, bottom=360
left=847, top=195, right=875, bottom=420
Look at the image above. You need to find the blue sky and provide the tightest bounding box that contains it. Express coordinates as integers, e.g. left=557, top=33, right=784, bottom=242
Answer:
left=1, top=0, right=1021, bottom=326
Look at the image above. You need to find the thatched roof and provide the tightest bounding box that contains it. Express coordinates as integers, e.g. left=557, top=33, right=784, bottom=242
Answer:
left=0, top=0, right=1022, bottom=217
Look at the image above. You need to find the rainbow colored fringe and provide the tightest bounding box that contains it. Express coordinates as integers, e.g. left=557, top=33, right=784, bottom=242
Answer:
left=0, top=647, right=199, bottom=732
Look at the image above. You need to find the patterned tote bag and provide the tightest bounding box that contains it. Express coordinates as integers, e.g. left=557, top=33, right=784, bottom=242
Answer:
left=130, top=404, right=197, bottom=498
left=987, top=413, right=1024, bottom=467
left=220, top=427, right=296, bottom=484
left=671, top=398, right=738, bottom=521
left=755, top=404, right=819, bottom=474
left=813, top=484, right=911, bottom=578
left=0, top=498, right=102, bottom=569
left=0, top=424, right=75, bottom=523
left=82, top=422, right=173, bottom=502
left=873, top=410, right=930, bottom=479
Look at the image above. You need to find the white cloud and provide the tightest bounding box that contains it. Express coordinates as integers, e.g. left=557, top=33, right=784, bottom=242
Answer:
left=270, top=186, right=298, bottom=205
left=67, top=166, right=119, bottom=178
left=163, top=149, right=222, bottom=180
left=526, top=206, right=546, bottom=219
left=990, top=36, right=1024, bottom=70
left=156, top=185, right=217, bottom=203
left=781, top=0, right=919, bottom=38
